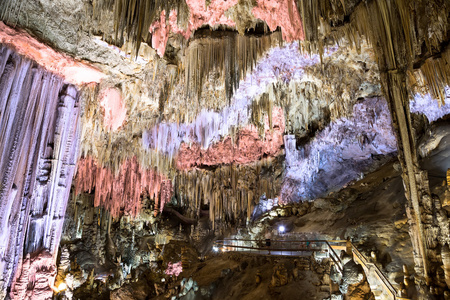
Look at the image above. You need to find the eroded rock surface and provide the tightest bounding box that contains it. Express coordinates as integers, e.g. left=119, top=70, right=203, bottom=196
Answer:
left=0, top=45, right=81, bottom=299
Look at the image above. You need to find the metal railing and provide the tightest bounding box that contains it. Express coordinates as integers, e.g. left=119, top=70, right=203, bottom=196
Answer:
left=213, top=238, right=409, bottom=300
left=328, top=240, right=409, bottom=300
left=348, top=242, right=409, bottom=300
left=213, top=238, right=344, bottom=274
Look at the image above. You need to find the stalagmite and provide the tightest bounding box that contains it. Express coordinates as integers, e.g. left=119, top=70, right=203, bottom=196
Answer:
left=442, top=245, right=450, bottom=289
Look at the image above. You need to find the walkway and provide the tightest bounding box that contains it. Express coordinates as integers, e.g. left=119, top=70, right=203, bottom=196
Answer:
left=213, top=238, right=410, bottom=300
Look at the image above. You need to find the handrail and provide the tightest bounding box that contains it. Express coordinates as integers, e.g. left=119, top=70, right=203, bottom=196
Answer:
left=213, top=238, right=408, bottom=300
left=213, top=238, right=344, bottom=274
left=325, top=241, right=343, bottom=274
left=216, top=243, right=323, bottom=252
left=350, top=242, right=399, bottom=299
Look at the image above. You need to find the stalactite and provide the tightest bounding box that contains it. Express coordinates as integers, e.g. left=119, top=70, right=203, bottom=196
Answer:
left=185, top=31, right=282, bottom=101
left=0, top=45, right=81, bottom=299
left=175, top=156, right=283, bottom=228
left=282, top=97, right=397, bottom=202
left=74, top=156, right=171, bottom=218
left=410, top=87, right=450, bottom=122
left=144, top=42, right=321, bottom=158
left=410, top=48, right=450, bottom=105
left=78, top=82, right=175, bottom=177
left=93, top=0, right=190, bottom=57
left=176, top=107, right=285, bottom=169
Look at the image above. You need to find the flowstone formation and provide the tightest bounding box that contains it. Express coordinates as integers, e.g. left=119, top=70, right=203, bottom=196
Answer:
left=0, top=45, right=82, bottom=299
left=0, top=0, right=449, bottom=299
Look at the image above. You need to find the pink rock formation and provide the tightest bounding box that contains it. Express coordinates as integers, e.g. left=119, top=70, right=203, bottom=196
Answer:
left=159, top=180, right=173, bottom=214
left=152, top=0, right=238, bottom=56
left=165, top=261, right=183, bottom=277
left=150, top=0, right=305, bottom=56
left=252, top=0, right=305, bottom=42
left=0, top=45, right=81, bottom=298
left=74, top=157, right=171, bottom=218
left=176, top=107, right=285, bottom=169
left=10, top=252, right=56, bottom=300
left=150, top=10, right=169, bottom=57
left=0, top=22, right=105, bottom=85
left=99, top=87, right=127, bottom=131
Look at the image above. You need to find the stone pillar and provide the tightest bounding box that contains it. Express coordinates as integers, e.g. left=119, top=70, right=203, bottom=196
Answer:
left=380, top=71, right=430, bottom=285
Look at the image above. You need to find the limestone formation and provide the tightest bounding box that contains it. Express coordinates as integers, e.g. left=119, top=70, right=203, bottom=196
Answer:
left=0, top=0, right=449, bottom=299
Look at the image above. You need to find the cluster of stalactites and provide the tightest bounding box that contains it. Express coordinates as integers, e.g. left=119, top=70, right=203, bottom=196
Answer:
left=174, top=158, right=282, bottom=229
left=92, top=0, right=190, bottom=57
left=74, top=156, right=172, bottom=218
left=184, top=30, right=282, bottom=101
left=176, top=106, right=285, bottom=169
left=295, top=0, right=449, bottom=100
left=409, top=47, right=450, bottom=105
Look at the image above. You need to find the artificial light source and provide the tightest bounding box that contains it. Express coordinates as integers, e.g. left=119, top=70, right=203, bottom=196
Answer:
left=57, top=282, right=67, bottom=291
left=213, top=246, right=219, bottom=252
left=278, top=225, right=285, bottom=233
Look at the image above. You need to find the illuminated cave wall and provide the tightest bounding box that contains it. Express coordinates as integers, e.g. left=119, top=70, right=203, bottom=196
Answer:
left=0, top=45, right=81, bottom=299
left=282, top=97, right=398, bottom=202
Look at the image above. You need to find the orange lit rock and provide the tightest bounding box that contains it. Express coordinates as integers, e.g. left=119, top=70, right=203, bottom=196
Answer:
left=99, top=87, right=127, bottom=131
left=176, top=107, right=285, bottom=169
left=74, top=157, right=171, bottom=218
left=0, top=22, right=105, bottom=85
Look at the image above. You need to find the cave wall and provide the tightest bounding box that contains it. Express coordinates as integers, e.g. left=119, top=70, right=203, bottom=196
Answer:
left=0, top=45, right=81, bottom=299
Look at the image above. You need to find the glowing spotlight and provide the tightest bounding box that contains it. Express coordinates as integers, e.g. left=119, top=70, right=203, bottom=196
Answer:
left=57, top=282, right=67, bottom=292
left=213, top=246, right=219, bottom=252
left=278, top=225, right=285, bottom=234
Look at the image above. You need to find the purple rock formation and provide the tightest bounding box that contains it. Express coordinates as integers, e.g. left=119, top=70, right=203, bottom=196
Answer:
left=0, top=45, right=81, bottom=298
left=410, top=87, right=450, bottom=122
left=143, top=43, right=329, bottom=157
left=281, top=97, right=397, bottom=202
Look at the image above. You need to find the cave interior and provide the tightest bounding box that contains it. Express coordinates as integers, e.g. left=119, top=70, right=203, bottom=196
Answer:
left=0, top=0, right=449, bottom=299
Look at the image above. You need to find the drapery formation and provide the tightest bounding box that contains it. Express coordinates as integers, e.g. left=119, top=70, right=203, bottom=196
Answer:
left=0, top=45, right=81, bottom=299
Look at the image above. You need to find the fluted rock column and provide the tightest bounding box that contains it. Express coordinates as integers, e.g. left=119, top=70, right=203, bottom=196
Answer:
left=0, top=45, right=81, bottom=299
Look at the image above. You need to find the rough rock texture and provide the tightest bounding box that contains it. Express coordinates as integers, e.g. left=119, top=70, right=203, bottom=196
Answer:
left=0, top=45, right=81, bottom=298
left=252, top=0, right=304, bottom=42
left=282, top=97, right=397, bottom=202
left=99, top=87, right=127, bottom=131
left=177, top=107, right=285, bottom=169
left=10, top=251, right=57, bottom=300
left=0, top=22, right=104, bottom=85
